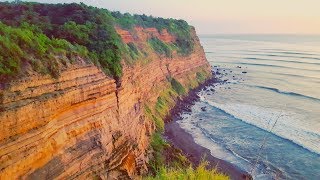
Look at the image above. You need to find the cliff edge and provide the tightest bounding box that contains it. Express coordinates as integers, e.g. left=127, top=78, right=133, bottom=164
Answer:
left=0, top=3, right=212, bottom=179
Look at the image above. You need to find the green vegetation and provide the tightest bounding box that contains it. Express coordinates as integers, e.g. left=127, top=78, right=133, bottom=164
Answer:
left=111, top=11, right=194, bottom=55
left=111, top=11, right=191, bottom=37
left=149, top=132, right=167, bottom=173
left=155, top=88, right=178, bottom=119
left=148, top=38, right=173, bottom=57
left=170, top=78, right=186, bottom=95
left=146, top=112, right=228, bottom=180
left=145, top=78, right=185, bottom=132
left=146, top=161, right=229, bottom=180
left=181, top=68, right=210, bottom=90
left=0, top=2, right=218, bottom=179
left=144, top=73, right=223, bottom=179
left=127, top=42, right=140, bottom=60
left=196, top=71, right=207, bottom=83
left=145, top=88, right=175, bottom=132
left=153, top=78, right=186, bottom=119
left=148, top=131, right=191, bottom=175
left=145, top=105, right=165, bottom=132
left=0, top=2, right=195, bottom=80
left=0, top=22, right=87, bottom=79
left=147, top=105, right=227, bottom=179
left=0, top=2, right=124, bottom=78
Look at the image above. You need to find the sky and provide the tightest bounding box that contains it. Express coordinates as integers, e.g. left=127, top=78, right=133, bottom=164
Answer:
left=4, top=0, right=320, bottom=34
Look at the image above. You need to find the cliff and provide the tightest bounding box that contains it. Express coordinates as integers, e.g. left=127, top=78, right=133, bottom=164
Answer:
left=0, top=18, right=212, bottom=180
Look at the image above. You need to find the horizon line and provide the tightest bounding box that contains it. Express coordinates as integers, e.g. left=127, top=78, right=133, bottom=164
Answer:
left=199, top=33, right=320, bottom=36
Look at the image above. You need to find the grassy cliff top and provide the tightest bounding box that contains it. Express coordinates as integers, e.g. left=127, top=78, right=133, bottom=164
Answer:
left=0, top=2, right=194, bottom=81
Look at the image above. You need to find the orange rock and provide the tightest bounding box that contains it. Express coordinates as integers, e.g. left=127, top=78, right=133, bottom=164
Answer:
left=0, top=27, right=211, bottom=179
left=159, top=29, right=176, bottom=43
left=116, top=26, right=176, bottom=44
left=115, top=27, right=135, bottom=43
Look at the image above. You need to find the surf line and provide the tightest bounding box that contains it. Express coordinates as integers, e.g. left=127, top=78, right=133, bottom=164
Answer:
left=249, top=104, right=286, bottom=177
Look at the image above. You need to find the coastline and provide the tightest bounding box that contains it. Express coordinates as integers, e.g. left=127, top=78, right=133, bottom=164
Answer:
left=164, top=73, right=252, bottom=180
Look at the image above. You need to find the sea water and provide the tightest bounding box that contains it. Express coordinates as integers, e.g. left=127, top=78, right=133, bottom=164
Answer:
left=177, top=35, right=320, bottom=179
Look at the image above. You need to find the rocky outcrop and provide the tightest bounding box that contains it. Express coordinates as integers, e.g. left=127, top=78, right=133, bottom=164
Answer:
left=115, top=27, right=176, bottom=44
left=115, top=27, right=135, bottom=44
left=0, top=27, right=211, bottom=179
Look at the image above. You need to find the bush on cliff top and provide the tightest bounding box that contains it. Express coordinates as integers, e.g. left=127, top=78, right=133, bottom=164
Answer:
left=0, top=22, right=87, bottom=79
left=0, top=2, right=195, bottom=80
left=0, top=2, right=124, bottom=79
left=111, top=11, right=194, bottom=55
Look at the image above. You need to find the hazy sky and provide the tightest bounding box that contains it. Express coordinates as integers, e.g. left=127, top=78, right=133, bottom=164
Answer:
left=4, top=0, right=320, bottom=34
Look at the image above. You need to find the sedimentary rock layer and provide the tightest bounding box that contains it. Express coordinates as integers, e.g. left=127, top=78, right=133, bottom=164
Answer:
left=0, top=27, right=211, bottom=179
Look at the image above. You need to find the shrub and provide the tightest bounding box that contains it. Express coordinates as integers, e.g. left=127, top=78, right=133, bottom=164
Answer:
left=148, top=37, right=172, bottom=57
left=127, top=42, right=140, bottom=60
left=0, top=2, right=196, bottom=79
left=155, top=96, right=170, bottom=118
left=111, top=12, right=137, bottom=30
left=0, top=2, right=125, bottom=79
left=146, top=161, right=229, bottom=180
left=170, top=78, right=186, bottom=95
left=149, top=132, right=167, bottom=173
left=0, top=35, right=23, bottom=75
left=57, top=21, right=91, bottom=45
left=196, top=71, right=207, bottom=83
left=0, top=22, right=87, bottom=79
left=127, top=42, right=139, bottom=54
left=145, top=105, right=165, bottom=132
left=110, top=12, right=194, bottom=55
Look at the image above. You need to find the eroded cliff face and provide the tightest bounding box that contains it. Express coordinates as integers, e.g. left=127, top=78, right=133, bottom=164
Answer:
left=0, top=27, right=211, bottom=179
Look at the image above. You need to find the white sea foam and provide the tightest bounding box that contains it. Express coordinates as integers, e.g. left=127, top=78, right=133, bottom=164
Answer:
left=200, top=97, right=320, bottom=155
left=177, top=111, right=272, bottom=179
left=178, top=113, right=250, bottom=167
left=201, top=35, right=320, bottom=179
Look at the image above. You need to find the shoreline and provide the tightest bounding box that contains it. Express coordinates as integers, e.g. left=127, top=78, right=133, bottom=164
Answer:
left=164, top=73, right=252, bottom=180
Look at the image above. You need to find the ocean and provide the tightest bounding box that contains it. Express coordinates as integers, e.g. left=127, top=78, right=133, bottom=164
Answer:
left=176, top=35, right=320, bottom=179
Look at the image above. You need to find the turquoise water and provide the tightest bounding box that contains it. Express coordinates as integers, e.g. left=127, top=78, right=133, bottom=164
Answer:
left=177, top=35, right=320, bottom=179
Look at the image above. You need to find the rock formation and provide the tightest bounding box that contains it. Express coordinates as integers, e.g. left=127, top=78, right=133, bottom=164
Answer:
left=0, top=26, right=211, bottom=179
